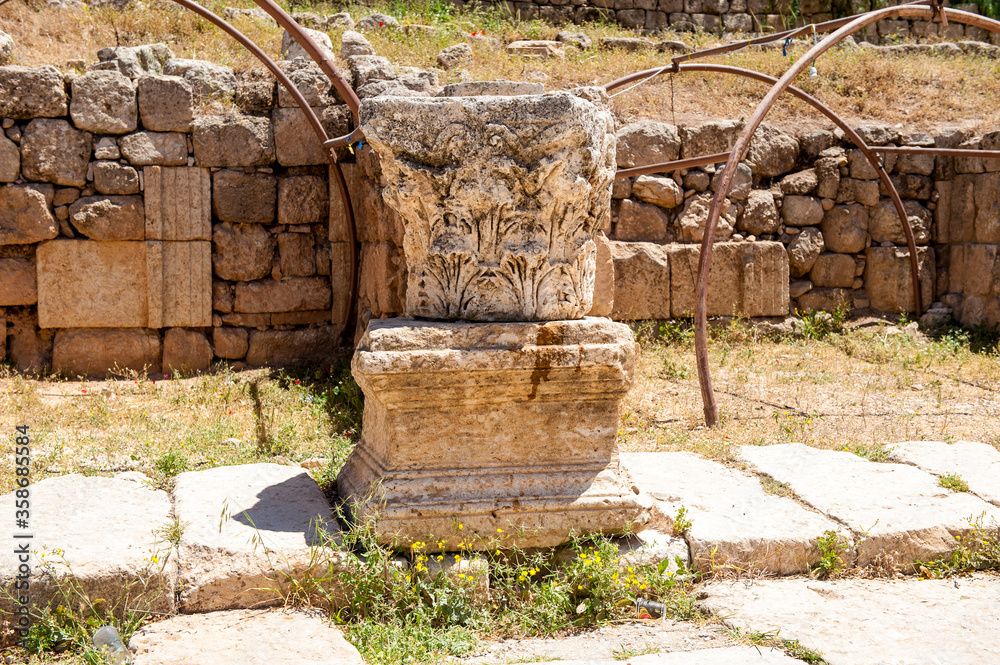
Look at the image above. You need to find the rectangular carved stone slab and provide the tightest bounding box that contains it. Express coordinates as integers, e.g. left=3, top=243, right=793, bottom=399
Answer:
left=148, top=240, right=212, bottom=327
left=144, top=166, right=212, bottom=240
left=670, top=241, right=789, bottom=318
left=37, top=239, right=211, bottom=328
left=337, top=317, right=648, bottom=550
left=38, top=239, right=149, bottom=328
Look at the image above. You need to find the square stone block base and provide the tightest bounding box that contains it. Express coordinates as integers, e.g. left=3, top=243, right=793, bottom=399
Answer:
left=336, top=317, right=649, bottom=551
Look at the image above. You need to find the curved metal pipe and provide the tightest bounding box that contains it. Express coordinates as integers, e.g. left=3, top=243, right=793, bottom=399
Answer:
left=168, top=0, right=359, bottom=347
left=694, top=4, right=1000, bottom=425
left=248, top=0, right=361, bottom=123
left=611, top=62, right=917, bottom=331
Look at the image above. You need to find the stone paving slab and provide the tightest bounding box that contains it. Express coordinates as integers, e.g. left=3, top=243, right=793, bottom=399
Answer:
left=518, top=647, right=803, bottom=665
left=700, top=574, right=1000, bottom=665
left=892, top=440, right=1000, bottom=506
left=739, top=443, right=1000, bottom=567
left=129, top=609, right=365, bottom=664
left=622, top=452, right=847, bottom=574
left=172, top=463, right=343, bottom=612
left=0, top=472, right=175, bottom=615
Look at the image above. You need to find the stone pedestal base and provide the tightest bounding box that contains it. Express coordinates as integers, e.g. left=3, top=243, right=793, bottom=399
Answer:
left=336, top=317, right=647, bottom=550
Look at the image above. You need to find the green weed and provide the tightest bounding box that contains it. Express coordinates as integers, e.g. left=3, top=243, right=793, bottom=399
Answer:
left=917, top=512, right=1000, bottom=578
left=810, top=530, right=850, bottom=579
left=672, top=505, right=693, bottom=537
left=937, top=473, right=970, bottom=493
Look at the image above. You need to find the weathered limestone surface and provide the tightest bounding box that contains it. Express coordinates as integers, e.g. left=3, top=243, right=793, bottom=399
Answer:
left=0, top=65, right=68, bottom=119
left=739, top=443, right=1000, bottom=567
left=518, top=649, right=802, bottom=665
left=0, top=134, right=19, bottom=182
left=0, top=185, right=58, bottom=244
left=609, top=241, right=670, bottom=320
left=172, top=464, right=343, bottom=612
left=441, top=80, right=544, bottom=97
left=163, top=328, right=213, bottom=374
left=137, top=75, right=194, bottom=132
left=0, top=474, right=175, bottom=615
left=360, top=91, right=615, bottom=321
left=337, top=317, right=646, bottom=550
left=670, top=242, right=789, bottom=318
left=119, top=131, right=188, bottom=166
left=700, top=576, right=1000, bottom=665
left=144, top=166, right=212, bottom=240
left=212, top=222, right=274, bottom=281
left=192, top=115, right=274, bottom=167
left=130, top=609, right=366, bottom=665
left=233, top=277, right=331, bottom=313
left=588, top=232, right=614, bottom=317
left=622, top=452, right=847, bottom=574
left=278, top=174, right=328, bottom=225
left=0, top=258, right=36, bottom=305
left=245, top=326, right=339, bottom=367
left=212, top=170, right=276, bottom=224
left=52, top=329, right=161, bottom=377
left=70, top=71, right=138, bottom=134
left=93, top=161, right=140, bottom=195
left=272, top=105, right=351, bottom=166
left=20, top=119, right=92, bottom=187
left=865, top=246, right=935, bottom=313
left=892, top=440, right=1000, bottom=506
left=37, top=240, right=211, bottom=329
left=38, top=240, right=149, bottom=328
left=68, top=195, right=145, bottom=241
left=149, top=240, right=213, bottom=328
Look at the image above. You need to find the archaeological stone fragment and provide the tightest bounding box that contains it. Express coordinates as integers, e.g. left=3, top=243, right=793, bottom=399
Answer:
left=359, top=91, right=616, bottom=321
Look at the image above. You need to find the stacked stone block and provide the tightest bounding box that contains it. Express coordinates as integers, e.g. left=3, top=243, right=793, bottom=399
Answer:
left=0, top=59, right=351, bottom=375
left=4, top=50, right=1000, bottom=375
left=480, top=0, right=993, bottom=41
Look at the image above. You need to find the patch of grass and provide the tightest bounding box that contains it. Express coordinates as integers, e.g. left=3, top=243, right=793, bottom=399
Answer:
left=612, top=643, right=660, bottom=660
left=0, top=363, right=362, bottom=494
left=671, top=505, right=693, bottom=537
left=937, top=472, right=970, bottom=493
left=758, top=474, right=797, bottom=499
left=2, top=549, right=162, bottom=663
left=844, top=442, right=893, bottom=462
left=725, top=626, right=829, bottom=664
left=917, top=512, right=1000, bottom=578
left=809, top=530, right=850, bottom=579
left=280, top=523, right=698, bottom=665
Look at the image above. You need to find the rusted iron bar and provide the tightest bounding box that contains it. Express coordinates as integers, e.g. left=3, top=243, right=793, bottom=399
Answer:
left=168, top=0, right=359, bottom=347
left=872, top=146, right=1000, bottom=158
left=615, top=152, right=732, bottom=178
left=611, top=63, right=917, bottom=330
left=694, top=4, right=1000, bottom=426
left=249, top=0, right=361, bottom=123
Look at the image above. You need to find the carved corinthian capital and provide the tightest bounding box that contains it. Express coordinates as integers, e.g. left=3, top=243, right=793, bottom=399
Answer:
left=360, top=89, right=616, bottom=321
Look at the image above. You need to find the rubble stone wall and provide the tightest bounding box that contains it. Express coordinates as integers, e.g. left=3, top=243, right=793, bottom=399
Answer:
left=355, top=112, right=1000, bottom=332
left=481, top=0, right=994, bottom=41
left=0, top=59, right=353, bottom=376
left=3, top=55, right=1000, bottom=376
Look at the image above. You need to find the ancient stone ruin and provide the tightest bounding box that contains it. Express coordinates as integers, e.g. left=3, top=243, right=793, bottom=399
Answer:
left=335, top=89, right=647, bottom=548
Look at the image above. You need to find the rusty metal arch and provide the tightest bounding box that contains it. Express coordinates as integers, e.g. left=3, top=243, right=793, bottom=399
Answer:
left=693, top=3, right=1000, bottom=425
left=607, top=62, right=920, bottom=325
left=162, top=0, right=360, bottom=346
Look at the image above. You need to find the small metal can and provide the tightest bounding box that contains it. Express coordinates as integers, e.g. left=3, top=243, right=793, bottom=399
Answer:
left=636, top=597, right=667, bottom=620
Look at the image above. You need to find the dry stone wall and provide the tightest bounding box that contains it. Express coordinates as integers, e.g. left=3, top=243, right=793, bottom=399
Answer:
left=0, top=56, right=351, bottom=376
left=479, top=0, right=994, bottom=41
left=3, top=47, right=1000, bottom=376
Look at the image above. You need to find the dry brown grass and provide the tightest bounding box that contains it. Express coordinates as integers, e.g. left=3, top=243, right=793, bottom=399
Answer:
left=0, top=362, right=361, bottom=494
left=618, top=319, right=1000, bottom=464
left=4, top=0, right=1000, bottom=132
